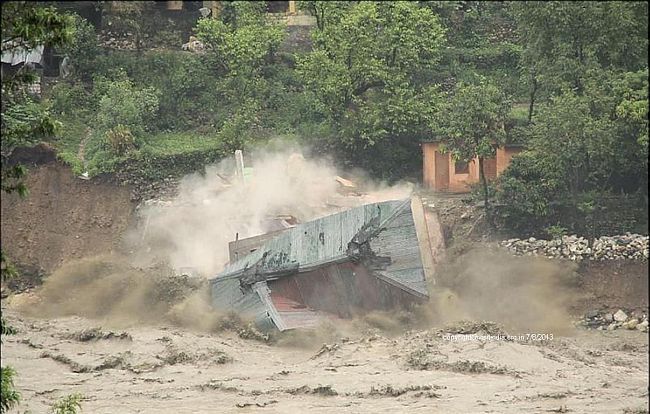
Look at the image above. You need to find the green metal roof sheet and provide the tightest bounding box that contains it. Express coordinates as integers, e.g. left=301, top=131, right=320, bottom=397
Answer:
left=209, top=198, right=430, bottom=331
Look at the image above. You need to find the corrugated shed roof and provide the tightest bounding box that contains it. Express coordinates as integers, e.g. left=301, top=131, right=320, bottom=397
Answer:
left=210, top=277, right=275, bottom=331
left=209, top=198, right=430, bottom=331
left=365, top=201, right=429, bottom=297
left=1, top=43, right=44, bottom=66
left=216, top=199, right=415, bottom=278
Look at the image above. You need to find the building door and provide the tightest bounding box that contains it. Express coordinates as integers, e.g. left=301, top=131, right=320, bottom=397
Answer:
left=434, top=151, right=449, bottom=191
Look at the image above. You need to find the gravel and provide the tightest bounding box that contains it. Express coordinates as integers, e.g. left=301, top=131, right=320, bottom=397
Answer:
left=500, top=233, right=649, bottom=262
left=579, top=309, right=648, bottom=332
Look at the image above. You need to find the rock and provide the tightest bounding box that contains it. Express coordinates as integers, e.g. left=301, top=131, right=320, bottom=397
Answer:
left=607, top=323, right=617, bottom=331
left=613, top=310, right=628, bottom=322
left=585, top=310, right=599, bottom=319
left=637, top=320, right=649, bottom=332
left=626, top=319, right=639, bottom=330
left=604, top=313, right=613, bottom=323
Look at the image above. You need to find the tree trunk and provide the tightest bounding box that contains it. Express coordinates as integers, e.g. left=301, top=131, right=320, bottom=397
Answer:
left=478, top=156, right=493, bottom=227
left=528, top=76, right=538, bottom=123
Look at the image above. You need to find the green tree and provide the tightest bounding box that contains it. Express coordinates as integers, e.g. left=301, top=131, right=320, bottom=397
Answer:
left=436, top=79, right=510, bottom=222
left=614, top=69, right=649, bottom=160
left=512, top=1, right=648, bottom=118
left=297, top=1, right=445, bottom=178
left=298, top=2, right=444, bottom=120
left=59, top=14, right=100, bottom=80
left=218, top=1, right=267, bottom=28
left=495, top=74, right=648, bottom=235
left=103, top=1, right=156, bottom=53
left=1, top=2, right=74, bottom=192
left=195, top=6, right=286, bottom=90
left=93, top=74, right=160, bottom=139
left=194, top=1, right=286, bottom=149
left=298, top=1, right=355, bottom=32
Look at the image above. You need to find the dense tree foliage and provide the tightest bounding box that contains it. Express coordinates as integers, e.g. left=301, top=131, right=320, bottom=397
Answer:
left=1, top=2, right=74, bottom=194
left=495, top=1, right=648, bottom=235
left=297, top=1, right=446, bottom=177
left=2, top=1, right=647, bottom=237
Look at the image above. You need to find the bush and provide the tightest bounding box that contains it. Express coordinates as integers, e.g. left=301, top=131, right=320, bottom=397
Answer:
left=94, top=73, right=159, bottom=138
left=59, top=15, right=100, bottom=80
left=105, top=124, right=135, bottom=155
left=92, top=50, right=223, bottom=131
left=48, top=81, right=95, bottom=120
left=50, top=393, right=83, bottom=414
left=217, top=98, right=262, bottom=151
left=1, top=366, right=20, bottom=413
left=494, top=150, right=564, bottom=235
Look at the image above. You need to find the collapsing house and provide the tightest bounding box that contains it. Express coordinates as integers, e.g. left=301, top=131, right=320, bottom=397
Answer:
left=209, top=197, right=442, bottom=332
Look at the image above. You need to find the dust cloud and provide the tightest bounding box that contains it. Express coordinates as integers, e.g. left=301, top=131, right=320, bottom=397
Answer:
left=9, top=150, right=579, bottom=340
left=126, top=149, right=412, bottom=277
left=13, top=255, right=214, bottom=329
left=419, top=247, right=581, bottom=335
left=13, top=253, right=283, bottom=342
left=12, top=149, right=412, bottom=332
left=273, top=246, right=582, bottom=347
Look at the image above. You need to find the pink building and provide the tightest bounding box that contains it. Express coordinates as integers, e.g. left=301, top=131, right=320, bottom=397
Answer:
left=422, top=141, right=524, bottom=192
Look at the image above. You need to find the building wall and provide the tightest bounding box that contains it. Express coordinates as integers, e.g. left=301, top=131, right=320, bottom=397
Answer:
left=422, top=142, right=436, bottom=189
left=422, top=142, right=523, bottom=192
left=497, top=146, right=524, bottom=175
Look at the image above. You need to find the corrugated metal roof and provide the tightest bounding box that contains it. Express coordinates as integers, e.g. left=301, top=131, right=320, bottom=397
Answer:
left=210, top=278, right=275, bottom=331
left=216, top=199, right=415, bottom=277
left=1, top=43, right=44, bottom=66
left=209, top=197, right=431, bottom=331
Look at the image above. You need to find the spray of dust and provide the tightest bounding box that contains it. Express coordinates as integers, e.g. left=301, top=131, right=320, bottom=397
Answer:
left=416, top=246, right=581, bottom=335
left=126, top=149, right=413, bottom=277
left=10, top=147, right=578, bottom=340
left=13, top=255, right=206, bottom=328
left=12, top=254, right=275, bottom=338
left=12, top=150, right=412, bottom=332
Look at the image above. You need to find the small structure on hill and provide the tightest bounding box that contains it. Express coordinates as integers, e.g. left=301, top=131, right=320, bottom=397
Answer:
left=210, top=197, right=442, bottom=332
left=1, top=41, right=45, bottom=97
left=422, top=140, right=524, bottom=193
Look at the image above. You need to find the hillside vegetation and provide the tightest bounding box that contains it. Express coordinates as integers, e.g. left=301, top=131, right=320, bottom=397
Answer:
left=2, top=1, right=648, bottom=238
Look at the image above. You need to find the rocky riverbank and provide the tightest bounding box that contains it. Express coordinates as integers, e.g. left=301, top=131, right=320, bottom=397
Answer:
left=500, top=233, right=649, bottom=261
left=579, top=308, right=649, bottom=332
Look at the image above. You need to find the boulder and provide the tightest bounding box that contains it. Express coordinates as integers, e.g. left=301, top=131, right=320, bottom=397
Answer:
left=613, top=310, right=628, bottom=322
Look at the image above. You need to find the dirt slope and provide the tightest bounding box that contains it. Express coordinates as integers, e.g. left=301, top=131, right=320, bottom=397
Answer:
left=1, top=158, right=134, bottom=277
